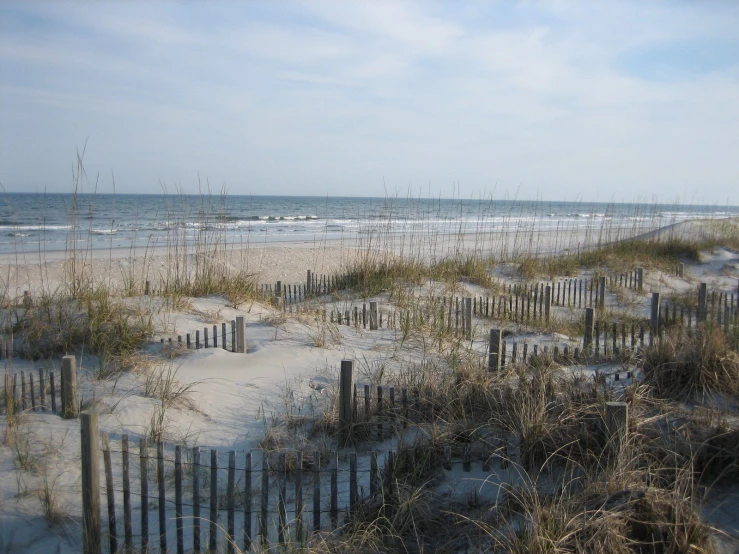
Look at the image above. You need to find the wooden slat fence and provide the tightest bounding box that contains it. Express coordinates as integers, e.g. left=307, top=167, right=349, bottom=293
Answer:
left=81, top=429, right=514, bottom=554
left=2, top=366, right=65, bottom=416
left=658, top=292, right=738, bottom=331
left=158, top=320, right=241, bottom=352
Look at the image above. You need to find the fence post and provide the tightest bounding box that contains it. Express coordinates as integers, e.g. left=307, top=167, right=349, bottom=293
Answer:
left=28, top=371, right=36, bottom=412
left=19, top=371, right=28, bottom=412
left=260, top=454, right=269, bottom=545
left=122, top=435, right=132, bottom=552
left=330, top=451, right=338, bottom=527
left=306, top=270, right=312, bottom=295
left=236, top=315, right=246, bottom=354
left=636, top=267, right=644, bottom=292
left=598, top=276, right=606, bottom=310
left=274, top=281, right=282, bottom=309
left=192, top=447, right=201, bottom=553
left=584, top=307, right=594, bottom=353
left=698, top=283, right=708, bottom=322
left=13, top=373, right=19, bottom=415
left=39, top=368, right=46, bottom=412
left=4, top=373, right=13, bottom=424
left=349, top=452, right=358, bottom=512
left=443, top=446, right=452, bottom=470
left=278, top=453, right=287, bottom=545
left=650, top=292, right=661, bottom=336
left=384, top=451, right=396, bottom=515
left=370, top=451, right=379, bottom=499
left=488, top=329, right=502, bottom=371
left=244, top=452, right=252, bottom=551
left=678, top=263, right=684, bottom=278
left=209, top=450, right=218, bottom=553
left=339, top=360, right=355, bottom=443
left=102, top=433, right=117, bottom=554
left=175, top=445, right=184, bottom=554
left=313, top=450, right=321, bottom=532
left=295, top=450, right=303, bottom=543
left=81, top=413, right=101, bottom=554
left=157, top=442, right=167, bottom=554
left=140, top=440, right=149, bottom=554
left=61, top=355, right=78, bottom=419
left=461, top=297, right=471, bottom=340
left=544, top=285, right=551, bottom=326
left=605, top=401, right=629, bottom=457
left=369, top=301, right=378, bottom=331
left=227, top=451, right=236, bottom=554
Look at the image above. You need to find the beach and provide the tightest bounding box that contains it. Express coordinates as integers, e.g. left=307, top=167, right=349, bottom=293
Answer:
left=0, top=214, right=737, bottom=553
left=1, top=214, right=737, bottom=298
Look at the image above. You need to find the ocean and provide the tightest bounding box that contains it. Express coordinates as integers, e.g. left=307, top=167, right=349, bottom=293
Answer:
left=0, top=193, right=736, bottom=255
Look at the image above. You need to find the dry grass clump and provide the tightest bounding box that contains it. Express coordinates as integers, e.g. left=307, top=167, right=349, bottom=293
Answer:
left=315, top=447, right=481, bottom=553
left=518, top=253, right=581, bottom=280
left=491, top=467, right=709, bottom=554
left=288, top=339, right=720, bottom=553
left=151, top=188, right=262, bottom=305
left=430, top=254, right=496, bottom=289
left=136, top=360, right=204, bottom=443
left=303, top=386, right=713, bottom=553
left=580, top=236, right=705, bottom=269
left=7, top=287, right=153, bottom=361
left=516, top=229, right=739, bottom=279
left=160, top=264, right=259, bottom=307
left=140, top=360, right=201, bottom=410
left=390, top=438, right=446, bottom=487
left=696, top=427, right=739, bottom=485
left=305, top=316, right=342, bottom=348
left=643, top=410, right=739, bottom=487
left=476, top=397, right=712, bottom=553
left=640, top=326, right=739, bottom=399
left=346, top=249, right=498, bottom=298
left=346, top=254, right=427, bottom=297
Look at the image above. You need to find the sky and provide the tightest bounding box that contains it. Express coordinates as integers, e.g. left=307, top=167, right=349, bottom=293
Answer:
left=1, top=1, right=738, bottom=204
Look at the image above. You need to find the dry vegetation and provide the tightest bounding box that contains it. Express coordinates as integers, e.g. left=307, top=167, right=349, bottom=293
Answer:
left=258, top=216, right=739, bottom=553
left=1, top=187, right=738, bottom=553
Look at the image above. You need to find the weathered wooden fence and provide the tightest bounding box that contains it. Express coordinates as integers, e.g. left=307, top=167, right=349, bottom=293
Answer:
left=259, top=270, right=356, bottom=306
left=158, top=316, right=246, bottom=353
left=656, top=289, right=738, bottom=331
left=79, top=417, right=530, bottom=554
left=2, top=355, right=79, bottom=419
left=82, top=430, right=387, bottom=553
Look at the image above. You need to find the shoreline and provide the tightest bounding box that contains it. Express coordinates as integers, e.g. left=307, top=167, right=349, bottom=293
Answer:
left=0, top=217, right=735, bottom=298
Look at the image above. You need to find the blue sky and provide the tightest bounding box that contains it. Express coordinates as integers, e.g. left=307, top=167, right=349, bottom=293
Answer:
left=1, top=1, right=738, bottom=203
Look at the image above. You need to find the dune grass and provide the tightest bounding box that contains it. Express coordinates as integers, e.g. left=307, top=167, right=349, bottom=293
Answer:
left=1, top=185, right=738, bottom=552
left=641, top=326, right=739, bottom=400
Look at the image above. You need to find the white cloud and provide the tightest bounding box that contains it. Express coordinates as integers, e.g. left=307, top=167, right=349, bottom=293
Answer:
left=0, top=1, right=737, bottom=202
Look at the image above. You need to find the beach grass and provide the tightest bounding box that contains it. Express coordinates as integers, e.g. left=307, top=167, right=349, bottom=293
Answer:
left=0, top=186, right=738, bottom=552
